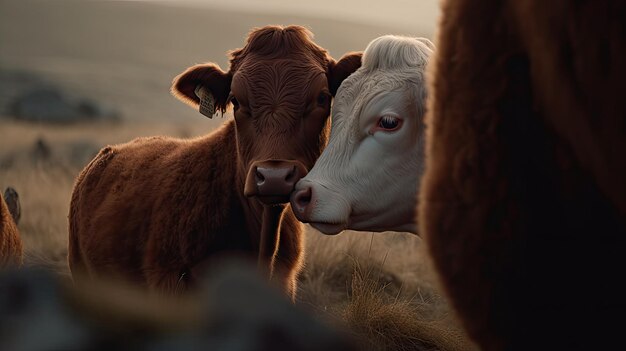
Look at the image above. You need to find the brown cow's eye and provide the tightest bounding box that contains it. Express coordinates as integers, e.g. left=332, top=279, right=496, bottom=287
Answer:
left=317, top=92, right=329, bottom=106
left=229, top=96, right=239, bottom=109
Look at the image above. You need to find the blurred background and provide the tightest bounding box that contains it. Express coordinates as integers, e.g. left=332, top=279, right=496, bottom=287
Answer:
left=0, top=1, right=475, bottom=350
left=0, top=0, right=438, bottom=125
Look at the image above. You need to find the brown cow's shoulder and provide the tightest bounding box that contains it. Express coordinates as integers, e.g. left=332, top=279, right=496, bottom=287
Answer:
left=68, top=121, right=257, bottom=291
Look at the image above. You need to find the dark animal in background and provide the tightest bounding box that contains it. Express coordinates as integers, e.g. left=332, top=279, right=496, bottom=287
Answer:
left=420, top=1, right=626, bottom=350
left=68, top=25, right=361, bottom=299
left=0, top=187, right=22, bottom=267
left=3, top=187, right=20, bottom=226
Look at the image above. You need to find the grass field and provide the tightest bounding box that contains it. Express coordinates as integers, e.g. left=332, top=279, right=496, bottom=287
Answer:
left=0, top=119, right=475, bottom=351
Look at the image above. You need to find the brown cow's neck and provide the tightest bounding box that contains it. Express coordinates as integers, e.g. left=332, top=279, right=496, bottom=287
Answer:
left=235, top=159, right=263, bottom=232
left=234, top=157, right=286, bottom=277
left=258, top=204, right=286, bottom=278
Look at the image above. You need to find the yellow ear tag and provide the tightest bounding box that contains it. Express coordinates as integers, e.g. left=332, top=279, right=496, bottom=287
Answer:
left=194, top=85, right=216, bottom=118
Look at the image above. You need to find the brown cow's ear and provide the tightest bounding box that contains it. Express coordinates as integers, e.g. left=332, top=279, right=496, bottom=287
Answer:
left=171, top=63, right=232, bottom=116
left=328, top=52, right=362, bottom=96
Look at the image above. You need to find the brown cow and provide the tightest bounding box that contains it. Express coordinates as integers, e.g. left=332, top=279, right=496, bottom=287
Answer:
left=421, top=1, right=626, bottom=350
left=1, top=187, right=22, bottom=267
left=68, top=25, right=361, bottom=299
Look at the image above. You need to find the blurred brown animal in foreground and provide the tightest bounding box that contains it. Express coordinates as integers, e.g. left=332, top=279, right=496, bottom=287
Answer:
left=421, top=0, right=626, bottom=350
left=68, top=25, right=362, bottom=299
left=0, top=187, right=22, bottom=267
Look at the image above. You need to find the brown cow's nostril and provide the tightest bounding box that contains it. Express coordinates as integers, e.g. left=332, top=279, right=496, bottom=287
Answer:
left=255, top=169, right=265, bottom=185
left=284, top=166, right=297, bottom=184
left=251, top=162, right=308, bottom=202
left=293, top=187, right=312, bottom=213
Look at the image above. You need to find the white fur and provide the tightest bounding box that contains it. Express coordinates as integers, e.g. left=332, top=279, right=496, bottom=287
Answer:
left=293, top=35, right=434, bottom=235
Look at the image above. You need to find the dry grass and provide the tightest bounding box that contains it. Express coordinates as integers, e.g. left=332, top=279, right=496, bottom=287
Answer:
left=342, top=262, right=472, bottom=351
left=0, top=120, right=476, bottom=351
left=300, top=232, right=476, bottom=351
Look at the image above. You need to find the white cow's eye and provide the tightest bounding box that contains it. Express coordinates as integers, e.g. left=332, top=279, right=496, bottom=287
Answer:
left=378, top=115, right=401, bottom=131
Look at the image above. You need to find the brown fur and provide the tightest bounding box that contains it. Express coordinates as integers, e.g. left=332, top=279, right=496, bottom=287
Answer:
left=421, top=1, right=626, bottom=350
left=69, top=26, right=361, bottom=299
left=0, top=191, right=22, bottom=267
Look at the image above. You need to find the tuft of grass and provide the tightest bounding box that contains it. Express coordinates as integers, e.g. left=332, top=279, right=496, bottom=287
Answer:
left=343, top=259, right=476, bottom=351
left=299, top=231, right=477, bottom=351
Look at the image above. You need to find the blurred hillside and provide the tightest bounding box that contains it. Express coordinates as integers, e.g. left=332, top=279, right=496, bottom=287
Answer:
left=0, top=0, right=434, bottom=124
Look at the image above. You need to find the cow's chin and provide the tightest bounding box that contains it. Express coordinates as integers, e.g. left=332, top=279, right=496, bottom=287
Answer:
left=309, top=221, right=347, bottom=235
left=255, top=195, right=291, bottom=206
left=347, top=211, right=419, bottom=235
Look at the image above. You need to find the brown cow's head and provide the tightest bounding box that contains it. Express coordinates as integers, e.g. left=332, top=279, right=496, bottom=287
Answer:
left=172, top=25, right=361, bottom=205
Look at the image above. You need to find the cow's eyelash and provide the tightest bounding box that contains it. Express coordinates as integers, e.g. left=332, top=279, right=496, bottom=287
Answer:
left=375, top=115, right=402, bottom=132
left=381, top=115, right=396, bottom=124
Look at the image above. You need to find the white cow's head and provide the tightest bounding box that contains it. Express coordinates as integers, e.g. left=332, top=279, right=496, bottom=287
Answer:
left=290, top=35, right=433, bottom=235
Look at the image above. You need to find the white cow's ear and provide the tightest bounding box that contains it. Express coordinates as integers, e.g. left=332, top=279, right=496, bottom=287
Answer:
left=328, top=52, right=362, bottom=96
left=416, top=38, right=436, bottom=51
left=171, top=63, right=232, bottom=116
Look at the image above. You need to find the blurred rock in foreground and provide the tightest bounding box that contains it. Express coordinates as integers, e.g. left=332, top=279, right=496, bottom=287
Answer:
left=0, top=261, right=357, bottom=351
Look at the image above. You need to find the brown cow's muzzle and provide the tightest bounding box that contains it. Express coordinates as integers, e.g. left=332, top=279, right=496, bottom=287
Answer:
left=244, top=160, right=308, bottom=205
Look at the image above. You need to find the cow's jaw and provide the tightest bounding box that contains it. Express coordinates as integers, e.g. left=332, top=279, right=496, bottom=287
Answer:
left=310, top=222, right=347, bottom=235
left=348, top=205, right=418, bottom=234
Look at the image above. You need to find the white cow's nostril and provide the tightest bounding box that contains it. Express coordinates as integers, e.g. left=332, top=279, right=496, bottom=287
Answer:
left=293, top=186, right=312, bottom=211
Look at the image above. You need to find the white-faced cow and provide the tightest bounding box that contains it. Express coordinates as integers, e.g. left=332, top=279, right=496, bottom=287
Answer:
left=290, top=35, right=433, bottom=235
left=68, top=25, right=361, bottom=299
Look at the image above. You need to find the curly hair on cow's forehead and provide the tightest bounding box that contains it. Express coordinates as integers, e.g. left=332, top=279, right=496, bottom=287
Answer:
left=228, top=25, right=331, bottom=70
